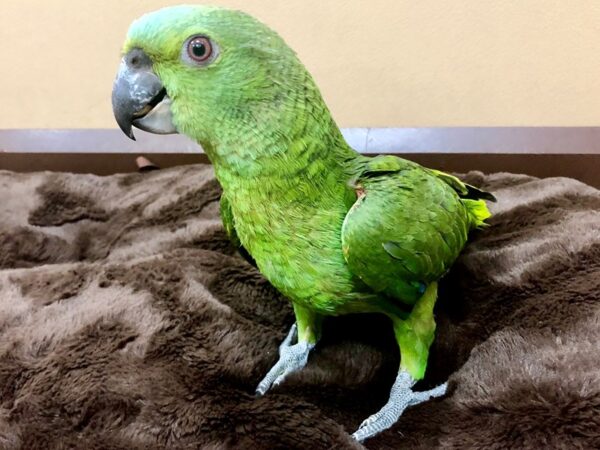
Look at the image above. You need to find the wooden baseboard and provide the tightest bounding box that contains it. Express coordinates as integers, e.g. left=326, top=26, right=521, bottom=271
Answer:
left=0, top=153, right=208, bottom=175
left=1, top=152, right=598, bottom=188
left=0, top=128, right=598, bottom=188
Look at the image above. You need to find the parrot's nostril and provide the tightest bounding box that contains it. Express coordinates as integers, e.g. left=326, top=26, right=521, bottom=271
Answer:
left=126, top=48, right=153, bottom=69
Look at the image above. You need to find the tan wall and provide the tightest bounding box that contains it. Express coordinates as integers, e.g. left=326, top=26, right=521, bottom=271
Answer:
left=1, top=0, right=600, bottom=128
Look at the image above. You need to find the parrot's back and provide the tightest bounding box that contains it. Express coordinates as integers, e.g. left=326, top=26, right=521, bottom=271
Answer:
left=341, top=155, right=493, bottom=307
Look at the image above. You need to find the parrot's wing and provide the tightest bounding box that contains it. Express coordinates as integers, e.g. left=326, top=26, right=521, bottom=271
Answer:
left=342, top=155, right=484, bottom=305
left=428, top=169, right=496, bottom=202
left=349, top=155, right=496, bottom=202
left=220, top=193, right=256, bottom=267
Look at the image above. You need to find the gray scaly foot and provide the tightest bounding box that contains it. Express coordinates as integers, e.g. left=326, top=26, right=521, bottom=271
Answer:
left=255, top=324, right=315, bottom=396
left=352, top=371, right=447, bottom=442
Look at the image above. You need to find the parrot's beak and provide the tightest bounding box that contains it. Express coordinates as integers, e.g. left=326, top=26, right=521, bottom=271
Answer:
left=112, top=48, right=177, bottom=140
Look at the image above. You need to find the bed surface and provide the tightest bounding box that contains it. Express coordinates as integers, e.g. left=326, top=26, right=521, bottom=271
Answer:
left=0, top=164, right=599, bottom=449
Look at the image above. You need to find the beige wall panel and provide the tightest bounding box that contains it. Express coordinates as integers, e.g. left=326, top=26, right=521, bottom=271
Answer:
left=1, top=1, right=599, bottom=128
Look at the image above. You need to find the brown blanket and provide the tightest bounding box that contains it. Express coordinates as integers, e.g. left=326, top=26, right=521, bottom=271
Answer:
left=0, top=164, right=598, bottom=449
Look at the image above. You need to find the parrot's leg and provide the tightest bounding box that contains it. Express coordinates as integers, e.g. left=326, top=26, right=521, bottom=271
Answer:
left=352, top=282, right=447, bottom=442
left=255, top=304, right=322, bottom=396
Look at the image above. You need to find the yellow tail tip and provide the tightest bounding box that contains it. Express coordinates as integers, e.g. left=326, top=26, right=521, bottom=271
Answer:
left=463, top=199, right=492, bottom=228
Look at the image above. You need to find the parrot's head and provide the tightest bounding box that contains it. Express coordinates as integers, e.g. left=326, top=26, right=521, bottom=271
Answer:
left=112, top=5, right=336, bottom=155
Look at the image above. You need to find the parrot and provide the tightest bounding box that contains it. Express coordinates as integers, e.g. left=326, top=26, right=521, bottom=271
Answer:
left=111, top=5, right=495, bottom=442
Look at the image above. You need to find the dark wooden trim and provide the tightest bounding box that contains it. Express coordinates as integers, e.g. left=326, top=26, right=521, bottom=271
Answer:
left=1, top=152, right=598, bottom=188
left=0, top=153, right=208, bottom=175
left=1, top=128, right=598, bottom=187
left=1, top=128, right=600, bottom=154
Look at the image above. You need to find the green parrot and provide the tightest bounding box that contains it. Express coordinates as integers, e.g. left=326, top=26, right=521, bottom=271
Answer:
left=112, top=5, right=494, bottom=442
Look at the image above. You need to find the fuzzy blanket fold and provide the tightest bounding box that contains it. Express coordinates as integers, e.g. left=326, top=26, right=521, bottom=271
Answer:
left=0, top=164, right=599, bottom=449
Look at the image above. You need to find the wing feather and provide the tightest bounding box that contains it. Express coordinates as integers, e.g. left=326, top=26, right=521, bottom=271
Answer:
left=342, top=156, right=477, bottom=305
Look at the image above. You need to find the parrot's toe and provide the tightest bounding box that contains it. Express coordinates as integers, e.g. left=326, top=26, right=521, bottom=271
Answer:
left=255, top=324, right=315, bottom=396
left=352, top=372, right=447, bottom=442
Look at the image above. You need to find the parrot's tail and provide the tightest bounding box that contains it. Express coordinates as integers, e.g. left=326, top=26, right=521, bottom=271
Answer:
left=462, top=198, right=492, bottom=228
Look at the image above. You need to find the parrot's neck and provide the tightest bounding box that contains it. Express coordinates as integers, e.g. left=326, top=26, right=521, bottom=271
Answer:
left=200, top=101, right=358, bottom=198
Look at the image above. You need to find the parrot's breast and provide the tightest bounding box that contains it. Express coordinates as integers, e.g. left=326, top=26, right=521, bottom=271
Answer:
left=224, top=182, right=363, bottom=314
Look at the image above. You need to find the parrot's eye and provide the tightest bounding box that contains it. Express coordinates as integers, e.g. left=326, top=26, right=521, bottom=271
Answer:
left=183, top=35, right=216, bottom=65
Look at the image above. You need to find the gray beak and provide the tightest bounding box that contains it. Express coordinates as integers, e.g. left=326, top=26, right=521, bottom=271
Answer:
left=112, top=48, right=177, bottom=140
